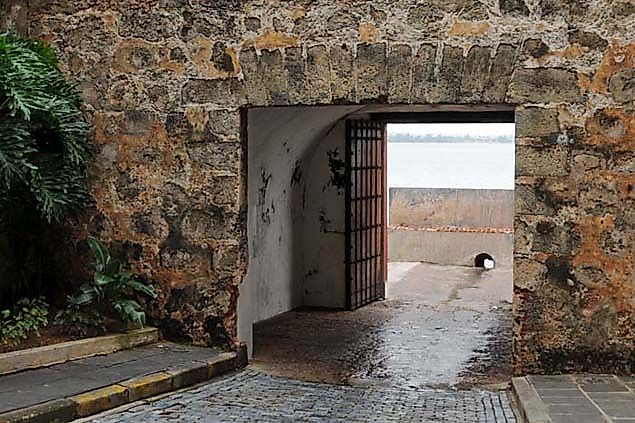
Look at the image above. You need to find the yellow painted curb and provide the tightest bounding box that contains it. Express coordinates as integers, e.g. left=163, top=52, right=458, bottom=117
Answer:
left=71, top=384, right=128, bottom=417
left=1, top=345, right=249, bottom=422
left=120, top=372, right=173, bottom=402
left=207, top=352, right=239, bottom=378
left=166, top=364, right=208, bottom=389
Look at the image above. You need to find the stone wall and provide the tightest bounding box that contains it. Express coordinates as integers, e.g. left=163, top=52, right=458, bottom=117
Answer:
left=11, top=0, right=635, bottom=374
left=389, top=188, right=514, bottom=228
left=388, top=188, right=513, bottom=266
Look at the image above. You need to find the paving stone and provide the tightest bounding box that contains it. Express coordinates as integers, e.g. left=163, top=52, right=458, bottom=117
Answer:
left=587, top=392, right=635, bottom=402
left=577, top=375, right=630, bottom=392
left=90, top=369, right=517, bottom=422
left=550, top=415, right=606, bottom=423
left=529, top=375, right=577, bottom=389
left=599, top=401, right=635, bottom=418
left=537, top=389, right=588, bottom=398
left=524, top=375, right=635, bottom=423
left=548, top=403, right=602, bottom=415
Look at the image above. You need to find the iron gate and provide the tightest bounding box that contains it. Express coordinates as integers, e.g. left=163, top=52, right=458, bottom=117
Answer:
left=345, top=120, right=386, bottom=310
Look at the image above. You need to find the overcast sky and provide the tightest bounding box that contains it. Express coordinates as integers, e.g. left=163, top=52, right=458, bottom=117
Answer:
left=387, top=123, right=515, bottom=138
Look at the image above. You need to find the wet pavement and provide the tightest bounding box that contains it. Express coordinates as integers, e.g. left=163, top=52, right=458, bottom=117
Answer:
left=253, top=262, right=513, bottom=389
left=89, top=369, right=517, bottom=423
left=86, top=263, right=517, bottom=422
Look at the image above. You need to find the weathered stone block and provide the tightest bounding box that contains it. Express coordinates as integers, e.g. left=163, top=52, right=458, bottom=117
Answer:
left=106, top=74, right=145, bottom=111
left=119, top=8, right=180, bottom=41
left=483, top=44, right=517, bottom=103
left=540, top=0, right=589, bottom=19
left=514, top=216, right=532, bottom=254
left=356, top=43, right=387, bottom=102
left=522, top=39, right=550, bottom=59
left=181, top=8, right=238, bottom=41
left=387, top=44, right=412, bottom=104
left=412, top=44, right=436, bottom=103
left=181, top=78, right=246, bottom=106
left=460, top=45, right=491, bottom=102
left=431, top=45, right=464, bottom=103
left=211, top=41, right=235, bottom=74
left=572, top=153, right=603, bottom=173
left=113, top=40, right=159, bottom=74
left=500, top=0, right=530, bottom=15
left=515, top=180, right=555, bottom=216
left=612, top=1, right=635, bottom=17
left=209, top=176, right=240, bottom=207
left=514, top=257, right=547, bottom=292
left=239, top=47, right=269, bottom=106
left=0, top=2, right=28, bottom=33
left=516, top=145, right=569, bottom=177
left=532, top=219, right=576, bottom=254
left=260, top=49, right=288, bottom=105
left=207, top=109, right=241, bottom=142
left=568, top=30, right=608, bottom=50
left=609, top=68, right=635, bottom=104
left=509, top=68, right=582, bottom=104
left=330, top=44, right=355, bottom=102
left=306, top=45, right=331, bottom=104
left=284, top=46, right=308, bottom=104
left=516, top=107, right=560, bottom=140
left=213, top=242, right=241, bottom=276
left=407, top=4, right=443, bottom=28
left=186, top=142, right=241, bottom=175
left=180, top=207, right=238, bottom=242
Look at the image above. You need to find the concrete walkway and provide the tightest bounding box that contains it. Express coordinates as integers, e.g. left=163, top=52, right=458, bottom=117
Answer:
left=0, top=343, right=244, bottom=422
left=253, top=262, right=514, bottom=388
left=515, top=374, right=635, bottom=422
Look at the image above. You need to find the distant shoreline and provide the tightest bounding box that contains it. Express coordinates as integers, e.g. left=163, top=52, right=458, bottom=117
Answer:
left=388, top=134, right=514, bottom=144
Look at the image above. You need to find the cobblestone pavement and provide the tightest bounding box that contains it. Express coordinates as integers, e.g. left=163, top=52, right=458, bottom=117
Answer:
left=88, top=264, right=518, bottom=422
left=90, top=369, right=517, bottom=422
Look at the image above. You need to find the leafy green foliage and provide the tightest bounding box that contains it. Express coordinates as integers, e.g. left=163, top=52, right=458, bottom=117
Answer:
left=54, top=306, right=105, bottom=339
left=0, top=33, right=91, bottom=305
left=0, top=32, right=90, bottom=222
left=57, top=237, right=157, bottom=334
left=0, top=297, right=49, bottom=345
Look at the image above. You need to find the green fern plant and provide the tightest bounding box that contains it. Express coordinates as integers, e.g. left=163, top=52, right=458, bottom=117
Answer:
left=58, top=237, right=157, bottom=332
left=0, top=32, right=90, bottom=221
left=0, top=33, right=91, bottom=305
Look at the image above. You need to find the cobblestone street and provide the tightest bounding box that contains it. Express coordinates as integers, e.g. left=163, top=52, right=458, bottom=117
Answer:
left=90, top=370, right=517, bottom=423
left=87, top=263, right=517, bottom=422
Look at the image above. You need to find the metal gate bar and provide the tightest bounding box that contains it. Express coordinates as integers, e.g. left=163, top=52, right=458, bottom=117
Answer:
left=345, top=120, right=386, bottom=310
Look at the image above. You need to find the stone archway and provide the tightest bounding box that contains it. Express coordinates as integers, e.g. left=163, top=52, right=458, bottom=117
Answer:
left=19, top=0, right=634, bottom=376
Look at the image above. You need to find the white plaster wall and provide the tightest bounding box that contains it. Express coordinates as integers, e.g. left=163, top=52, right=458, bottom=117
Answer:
left=239, top=106, right=360, bottom=355
left=302, top=121, right=347, bottom=308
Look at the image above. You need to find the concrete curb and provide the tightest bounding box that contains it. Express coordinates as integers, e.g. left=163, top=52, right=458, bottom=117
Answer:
left=0, top=346, right=247, bottom=423
left=0, top=327, right=159, bottom=376
left=511, top=377, right=552, bottom=423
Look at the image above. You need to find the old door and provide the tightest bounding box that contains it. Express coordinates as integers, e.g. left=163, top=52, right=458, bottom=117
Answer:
left=345, top=120, right=386, bottom=310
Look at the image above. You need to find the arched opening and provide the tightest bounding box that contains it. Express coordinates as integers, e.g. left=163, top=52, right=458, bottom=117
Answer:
left=240, top=104, right=515, bottom=393
left=474, top=253, right=495, bottom=268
